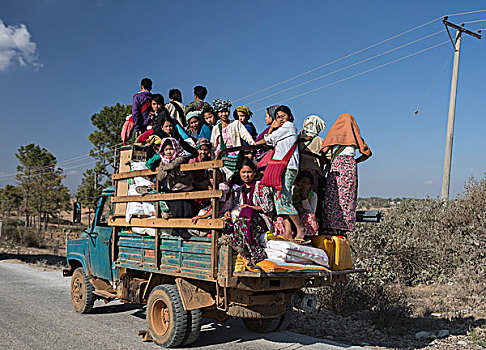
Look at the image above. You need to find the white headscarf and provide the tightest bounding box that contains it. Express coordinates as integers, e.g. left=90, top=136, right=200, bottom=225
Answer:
left=303, top=115, right=327, bottom=135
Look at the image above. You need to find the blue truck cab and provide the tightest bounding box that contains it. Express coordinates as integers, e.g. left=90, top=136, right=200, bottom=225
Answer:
left=64, top=145, right=373, bottom=348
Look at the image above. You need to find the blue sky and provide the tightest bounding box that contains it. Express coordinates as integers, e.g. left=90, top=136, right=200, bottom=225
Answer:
left=0, top=0, right=485, bottom=198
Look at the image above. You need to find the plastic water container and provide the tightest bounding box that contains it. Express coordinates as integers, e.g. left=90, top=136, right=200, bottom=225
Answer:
left=311, top=236, right=352, bottom=271
left=332, top=236, right=352, bottom=271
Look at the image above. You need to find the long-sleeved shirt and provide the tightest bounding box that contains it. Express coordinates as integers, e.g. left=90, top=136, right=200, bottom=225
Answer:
left=210, top=120, right=255, bottom=154
left=132, top=91, right=152, bottom=132
left=264, top=121, right=299, bottom=171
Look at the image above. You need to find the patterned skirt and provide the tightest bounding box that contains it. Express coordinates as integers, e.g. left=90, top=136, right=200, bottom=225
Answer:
left=323, top=155, right=357, bottom=231
left=225, top=216, right=267, bottom=265
left=273, top=169, right=298, bottom=216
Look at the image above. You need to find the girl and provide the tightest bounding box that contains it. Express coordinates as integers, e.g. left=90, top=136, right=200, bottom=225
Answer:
left=255, top=105, right=279, bottom=142
left=233, top=106, right=257, bottom=144
left=255, top=105, right=306, bottom=243
left=224, top=159, right=274, bottom=265
left=210, top=99, right=255, bottom=178
left=186, top=110, right=212, bottom=141
left=292, top=171, right=319, bottom=236
left=153, top=114, right=197, bottom=157
left=202, top=106, right=218, bottom=129
left=156, top=138, right=194, bottom=219
left=320, top=113, right=372, bottom=233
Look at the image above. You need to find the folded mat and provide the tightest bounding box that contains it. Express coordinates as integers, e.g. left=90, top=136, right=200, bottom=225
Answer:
left=243, top=258, right=330, bottom=273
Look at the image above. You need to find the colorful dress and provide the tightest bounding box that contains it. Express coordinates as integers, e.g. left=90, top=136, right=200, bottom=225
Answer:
left=323, top=155, right=358, bottom=231
left=225, top=181, right=274, bottom=265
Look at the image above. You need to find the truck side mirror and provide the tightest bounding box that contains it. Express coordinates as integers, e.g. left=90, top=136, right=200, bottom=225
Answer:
left=73, top=202, right=82, bottom=224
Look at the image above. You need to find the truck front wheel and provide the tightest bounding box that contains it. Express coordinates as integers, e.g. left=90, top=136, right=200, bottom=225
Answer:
left=147, top=285, right=188, bottom=348
left=70, top=267, right=95, bottom=313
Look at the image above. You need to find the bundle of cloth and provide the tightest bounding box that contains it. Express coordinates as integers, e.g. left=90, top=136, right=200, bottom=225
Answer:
left=265, top=239, right=329, bottom=267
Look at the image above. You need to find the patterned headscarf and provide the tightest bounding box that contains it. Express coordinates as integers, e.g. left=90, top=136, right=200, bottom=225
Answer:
left=266, top=105, right=280, bottom=120
left=158, top=137, right=184, bottom=164
left=303, top=115, right=327, bottom=135
left=213, top=99, right=232, bottom=112
left=235, top=106, right=253, bottom=119
left=195, top=138, right=211, bottom=150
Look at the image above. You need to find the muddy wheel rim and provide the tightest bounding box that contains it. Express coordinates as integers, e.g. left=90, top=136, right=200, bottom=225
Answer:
left=71, top=276, right=83, bottom=305
left=151, top=299, right=170, bottom=336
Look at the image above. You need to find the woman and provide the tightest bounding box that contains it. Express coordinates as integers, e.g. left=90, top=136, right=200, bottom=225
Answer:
left=210, top=99, right=255, bottom=177
left=255, top=104, right=279, bottom=142
left=153, top=114, right=197, bottom=157
left=224, top=159, right=274, bottom=265
left=320, top=113, right=372, bottom=233
left=255, top=105, right=306, bottom=242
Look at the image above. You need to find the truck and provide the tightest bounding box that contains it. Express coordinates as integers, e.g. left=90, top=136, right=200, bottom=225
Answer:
left=64, top=144, right=378, bottom=348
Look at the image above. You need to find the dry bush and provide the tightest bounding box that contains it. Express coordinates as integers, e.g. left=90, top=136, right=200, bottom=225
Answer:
left=315, top=174, right=486, bottom=320
left=1, top=218, right=46, bottom=248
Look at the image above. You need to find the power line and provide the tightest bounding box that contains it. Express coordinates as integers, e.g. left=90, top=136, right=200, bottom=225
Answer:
left=233, top=9, right=486, bottom=104
left=0, top=142, right=123, bottom=180
left=245, top=30, right=444, bottom=106
left=252, top=40, right=449, bottom=112
left=462, top=18, right=486, bottom=24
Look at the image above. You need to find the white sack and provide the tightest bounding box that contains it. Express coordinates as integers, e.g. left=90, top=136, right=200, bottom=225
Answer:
left=266, top=240, right=329, bottom=267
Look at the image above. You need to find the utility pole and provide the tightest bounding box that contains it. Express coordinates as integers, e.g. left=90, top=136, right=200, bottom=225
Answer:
left=440, top=17, right=481, bottom=201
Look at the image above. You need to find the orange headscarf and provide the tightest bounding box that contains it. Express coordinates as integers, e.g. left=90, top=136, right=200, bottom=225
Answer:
left=320, top=113, right=372, bottom=158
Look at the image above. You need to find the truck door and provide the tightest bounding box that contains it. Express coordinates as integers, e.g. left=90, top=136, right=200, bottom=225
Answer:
left=88, top=196, right=113, bottom=281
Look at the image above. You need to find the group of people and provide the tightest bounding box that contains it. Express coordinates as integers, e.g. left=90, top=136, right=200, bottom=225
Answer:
left=122, top=78, right=372, bottom=266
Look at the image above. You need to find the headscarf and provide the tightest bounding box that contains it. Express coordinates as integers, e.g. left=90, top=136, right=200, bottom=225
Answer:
left=186, top=110, right=202, bottom=123
left=235, top=106, right=253, bottom=119
left=266, top=105, right=280, bottom=120
left=195, top=138, right=211, bottom=150
left=213, top=99, right=232, bottom=112
left=320, top=113, right=372, bottom=157
left=303, top=115, right=327, bottom=135
left=158, top=137, right=185, bottom=164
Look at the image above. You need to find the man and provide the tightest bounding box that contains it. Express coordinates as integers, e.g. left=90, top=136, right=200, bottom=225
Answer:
left=184, top=85, right=210, bottom=116
left=165, top=88, right=186, bottom=128
left=132, top=78, right=152, bottom=136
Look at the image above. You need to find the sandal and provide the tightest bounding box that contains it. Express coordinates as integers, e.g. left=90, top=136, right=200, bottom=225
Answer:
left=293, top=238, right=312, bottom=245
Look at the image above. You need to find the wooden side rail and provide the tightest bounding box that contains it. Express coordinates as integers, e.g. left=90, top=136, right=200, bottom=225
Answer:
left=112, top=160, right=223, bottom=181
left=111, top=190, right=222, bottom=203
left=108, top=217, right=224, bottom=229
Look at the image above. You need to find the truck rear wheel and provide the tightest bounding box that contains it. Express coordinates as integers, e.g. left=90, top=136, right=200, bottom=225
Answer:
left=70, top=267, right=95, bottom=314
left=147, top=285, right=188, bottom=348
left=242, top=317, right=281, bottom=333
left=181, top=308, right=202, bottom=346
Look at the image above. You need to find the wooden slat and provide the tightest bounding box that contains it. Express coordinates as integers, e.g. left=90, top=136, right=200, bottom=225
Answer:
left=109, top=217, right=224, bottom=229
left=180, top=160, right=223, bottom=171
left=111, top=160, right=224, bottom=181
left=112, top=168, right=156, bottom=180
left=111, top=190, right=222, bottom=203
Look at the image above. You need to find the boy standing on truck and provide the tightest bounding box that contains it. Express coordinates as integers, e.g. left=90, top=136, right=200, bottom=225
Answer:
left=132, top=78, right=153, bottom=137
left=165, top=89, right=186, bottom=128
left=184, top=85, right=210, bottom=116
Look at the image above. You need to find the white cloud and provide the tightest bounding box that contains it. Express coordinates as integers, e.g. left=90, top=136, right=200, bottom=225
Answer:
left=425, top=180, right=434, bottom=185
left=0, top=19, right=42, bottom=71
left=68, top=170, right=79, bottom=176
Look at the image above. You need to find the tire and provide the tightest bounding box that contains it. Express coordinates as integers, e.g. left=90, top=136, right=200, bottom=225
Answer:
left=181, top=308, right=203, bottom=346
left=242, top=317, right=281, bottom=334
left=147, top=285, right=188, bottom=348
left=273, top=303, right=292, bottom=331
left=70, top=267, right=95, bottom=314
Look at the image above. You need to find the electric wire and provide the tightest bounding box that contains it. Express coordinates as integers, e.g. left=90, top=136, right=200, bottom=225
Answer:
left=462, top=19, right=486, bottom=24
left=233, top=8, right=486, bottom=103
left=0, top=142, right=123, bottom=180
left=245, top=30, right=444, bottom=106
left=252, top=40, right=450, bottom=112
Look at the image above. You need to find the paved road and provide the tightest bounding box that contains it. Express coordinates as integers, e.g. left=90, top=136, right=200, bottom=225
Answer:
left=0, top=261, right=368, bottom=350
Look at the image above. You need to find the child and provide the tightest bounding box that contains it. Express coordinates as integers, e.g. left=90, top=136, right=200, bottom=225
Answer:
left=293, top=171, right=319, bottom=236
left=202, top=106, right=218, bottom=128
left=233, top=106, right=257, bottom=145
left=157, top=138, right=194, bottom=220
left=132, top=78, right=153, bottom=137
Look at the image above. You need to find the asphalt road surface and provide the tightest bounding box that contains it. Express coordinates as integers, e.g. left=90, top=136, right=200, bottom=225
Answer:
left=0, top=261, right=368, bottom=350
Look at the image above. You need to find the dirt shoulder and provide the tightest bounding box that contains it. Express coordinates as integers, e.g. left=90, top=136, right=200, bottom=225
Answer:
left=0, top=245, right=65, bottom=272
